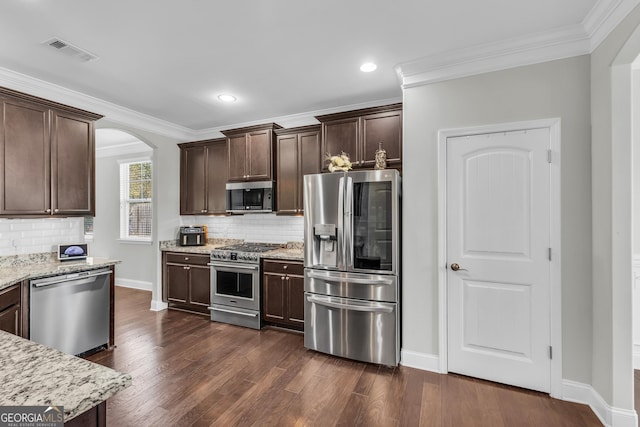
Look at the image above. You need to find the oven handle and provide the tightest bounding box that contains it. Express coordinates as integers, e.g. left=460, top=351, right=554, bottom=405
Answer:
left=306, top=294, right=394, bottom=313
left=208, top=307, right=259, bottom=317
left=207, top=262, right=259, bottom=271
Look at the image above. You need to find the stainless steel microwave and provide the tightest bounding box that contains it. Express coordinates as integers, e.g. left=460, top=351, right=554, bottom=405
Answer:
left=226, top=181, right=274, bottom=214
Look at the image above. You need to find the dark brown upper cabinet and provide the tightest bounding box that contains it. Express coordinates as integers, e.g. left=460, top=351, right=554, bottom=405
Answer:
left=179, top=138, right=228, bottom=215
left=275, top=125, right=320, bottom=215
left=0, top=88, right=101, bottom=217
left=316, top=103, right=402, bottom=171
left=222, top=123, right=281, bottom=182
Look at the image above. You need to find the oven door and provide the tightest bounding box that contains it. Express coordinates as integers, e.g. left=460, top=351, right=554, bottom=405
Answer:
left=210, top=261, right=259, bottom=311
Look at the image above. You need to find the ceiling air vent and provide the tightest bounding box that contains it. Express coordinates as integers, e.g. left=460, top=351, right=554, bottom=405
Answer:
left=43, top=37, right=99, bottom=62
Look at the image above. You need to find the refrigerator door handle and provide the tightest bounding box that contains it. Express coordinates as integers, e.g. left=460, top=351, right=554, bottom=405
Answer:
left=306, top=294, right=394, bottom=313
left=306, top=269, right=395, bottom=286
left=337, top=176, right=345, bottom=270
left=344, top=175, right=353, bottom=270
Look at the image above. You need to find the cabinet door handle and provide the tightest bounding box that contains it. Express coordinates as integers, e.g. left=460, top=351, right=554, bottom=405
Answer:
left=54, top=209, right=59, bottom=213
left=45, top=209, right=51, bottom=213
left=283, top=265, right=288, bottom=270
left=184, top=257, right=190, bottom=261
left=201, top=209, right=207, bottom=213
left=281, top=276, right=285, bottom=280
left=184, top=266, right=190, bottom=270
left=14, top=309, right=19, bottom=334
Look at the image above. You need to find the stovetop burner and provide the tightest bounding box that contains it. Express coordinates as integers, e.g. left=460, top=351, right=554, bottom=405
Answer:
left=210, top=242, right=284, bottom=263
left=216, top=243, right=283, bottom=253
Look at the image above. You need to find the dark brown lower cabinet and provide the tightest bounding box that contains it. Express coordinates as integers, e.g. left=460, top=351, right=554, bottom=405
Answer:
left=65, top=401, right=105, bottom=427
left=0, top=284, right=21, bottom=336
left=262, top=259, right=304, bottom=331
left=163, top=252, right=210, bottom=314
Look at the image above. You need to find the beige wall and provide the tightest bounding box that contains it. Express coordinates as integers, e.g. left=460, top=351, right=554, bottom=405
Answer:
left=402, top=56, right=593, bottom=383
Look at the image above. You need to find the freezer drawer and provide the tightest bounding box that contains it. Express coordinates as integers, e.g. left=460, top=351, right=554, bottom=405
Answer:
left=304, top=293, right=399, bottom=366
left=304, top=268, right=398, bottom=302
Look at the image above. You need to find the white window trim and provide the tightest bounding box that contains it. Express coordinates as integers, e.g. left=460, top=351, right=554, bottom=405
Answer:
left=117, top=238, right=154, bottom=245
left=120, top=158, right=152, bottom=242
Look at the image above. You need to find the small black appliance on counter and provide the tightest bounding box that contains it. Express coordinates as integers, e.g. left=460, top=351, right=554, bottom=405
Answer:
left=178, top=225, right=207, bottom=246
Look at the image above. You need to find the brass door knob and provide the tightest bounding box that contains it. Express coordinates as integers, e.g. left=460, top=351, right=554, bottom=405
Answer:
left=451, top=263, right=461, bottom=271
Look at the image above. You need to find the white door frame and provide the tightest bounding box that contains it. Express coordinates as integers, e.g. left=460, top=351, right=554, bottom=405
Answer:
left=437, top=118, right=562, bottom=398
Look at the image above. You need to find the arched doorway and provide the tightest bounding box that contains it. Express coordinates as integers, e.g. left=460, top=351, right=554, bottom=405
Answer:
left=93, top=128, right=157, bottom=294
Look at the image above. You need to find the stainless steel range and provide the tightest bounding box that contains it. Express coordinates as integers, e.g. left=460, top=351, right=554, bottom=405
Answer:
left=208, top=242, right=282, bottom=329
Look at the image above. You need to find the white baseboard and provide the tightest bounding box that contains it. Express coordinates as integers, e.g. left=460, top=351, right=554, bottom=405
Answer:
left=150, top=299, right=168, bottom=312
left=400, top=349, right=441, bottom=373
left=562, top=379, right=638, bottom=427
left=115, top=278, right=152, bottom=291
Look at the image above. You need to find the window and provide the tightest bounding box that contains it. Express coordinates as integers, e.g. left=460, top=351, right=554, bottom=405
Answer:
left=120, top=160, right=152, bottom=241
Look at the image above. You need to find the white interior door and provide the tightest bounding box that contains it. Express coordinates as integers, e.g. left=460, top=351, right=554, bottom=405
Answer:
left=446, top=128, right=551, bottom=393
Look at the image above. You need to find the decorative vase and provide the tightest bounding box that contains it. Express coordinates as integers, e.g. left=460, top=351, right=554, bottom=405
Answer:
left=374, top=142, right=387, bottom=170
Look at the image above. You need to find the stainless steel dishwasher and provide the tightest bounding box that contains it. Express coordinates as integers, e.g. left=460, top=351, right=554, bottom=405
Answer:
left=30, top=268, right=111, bottom=356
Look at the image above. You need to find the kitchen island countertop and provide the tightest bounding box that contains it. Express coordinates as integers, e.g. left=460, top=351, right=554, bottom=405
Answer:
left=0, top=330, right=131, bottom=421
left=0, top=257, right=120, bottom=292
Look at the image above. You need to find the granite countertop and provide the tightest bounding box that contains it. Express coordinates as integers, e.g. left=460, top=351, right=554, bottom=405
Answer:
left=160, top=243, right=229, bottom=255
left=261, top=247, right=305, bottom=261
left=161, top=241, right=304, bottom=262
left=0, top=257, right=120, bottom=292
left=0, top=330, right=131, bottom=421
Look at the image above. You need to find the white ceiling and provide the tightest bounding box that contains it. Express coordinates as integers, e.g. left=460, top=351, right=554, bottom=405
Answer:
left=0, top=0, right=630, bottom=134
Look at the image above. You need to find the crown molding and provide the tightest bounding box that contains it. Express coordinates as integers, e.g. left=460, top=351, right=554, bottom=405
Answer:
left=397, top=25, right=590, bottom=88
left=188, top=96, right=403, bottom=140
left=0, top=65, right=402, bottom=142
left=397, top=0, right=640, bottom=88
left=584, top=0, right=640, bottom=51
left=0, top=66, right=194, bottom=141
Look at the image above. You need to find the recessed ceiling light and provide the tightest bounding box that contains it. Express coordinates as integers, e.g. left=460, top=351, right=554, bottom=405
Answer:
left=360, top=62, right=377, bottom=73
left=218, top=94, right=237, bottom=102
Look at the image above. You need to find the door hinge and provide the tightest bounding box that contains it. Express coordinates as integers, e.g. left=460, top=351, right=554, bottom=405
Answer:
left=547, top=149, right=552, bottom=163
left=549, top=346, right=553, bottom=359
left=548, top=247, right=552, bottom=261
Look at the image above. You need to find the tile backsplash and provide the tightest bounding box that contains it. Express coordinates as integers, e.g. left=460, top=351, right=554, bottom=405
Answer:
left=1, top=215, right=302, bottom=257
left=0, top=218, right=84, bottom=256
left=184, top=214, right=304, bottom=243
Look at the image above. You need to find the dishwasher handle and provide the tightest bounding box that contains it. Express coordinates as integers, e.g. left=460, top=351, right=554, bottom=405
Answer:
left=31, top=268, right=112, bottom=288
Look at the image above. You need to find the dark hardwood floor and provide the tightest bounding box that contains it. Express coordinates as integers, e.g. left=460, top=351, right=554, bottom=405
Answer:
left=88, top=287, right=603, bottom=426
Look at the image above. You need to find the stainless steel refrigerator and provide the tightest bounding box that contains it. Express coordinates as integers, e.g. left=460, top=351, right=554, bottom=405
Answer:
left=303, top=169, right=401, bottom=366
